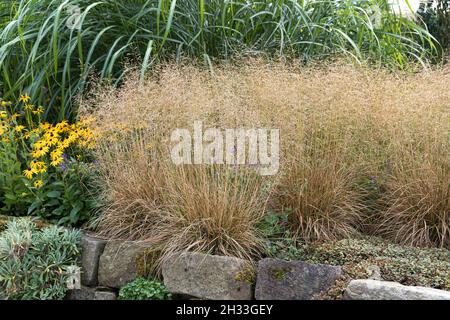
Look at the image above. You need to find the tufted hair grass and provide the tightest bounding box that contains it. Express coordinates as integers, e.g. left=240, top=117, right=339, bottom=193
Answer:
left=84, top=61, right=449, bottom=258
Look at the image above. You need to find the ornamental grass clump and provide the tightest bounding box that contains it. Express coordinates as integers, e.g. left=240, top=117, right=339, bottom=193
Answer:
left=92, top=132, right=271, bottom=262
left=84, top=61, right=450, bottom=251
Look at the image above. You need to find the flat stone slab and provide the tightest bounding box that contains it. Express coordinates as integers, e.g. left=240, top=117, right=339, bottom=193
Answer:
left=344, top=279, right=450, bottom=300
left=255, top=258, right=342, bottom=300
left=98, top=240, right=153, bottom=288
left=162, top=252, right=254, bottom=300
left=81, top=233, right=107, bottom=286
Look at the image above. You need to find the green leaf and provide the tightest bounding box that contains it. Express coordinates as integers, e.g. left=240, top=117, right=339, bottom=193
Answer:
left=47, top=191, right=62, bottom=198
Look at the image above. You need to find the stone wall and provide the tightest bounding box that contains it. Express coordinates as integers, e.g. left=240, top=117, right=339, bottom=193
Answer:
left=67, top=232, right=450, bottom=300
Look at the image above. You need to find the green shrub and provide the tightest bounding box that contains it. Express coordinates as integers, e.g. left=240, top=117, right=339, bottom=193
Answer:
left=29, top=161, right=99, bottom=226
left=0, top=218, right=81, bottom=300
left=0, top=129, right=32, bottom=214
left=118, top=278, right=171, bottom=300
left=0, top=0, right=437, bottom=119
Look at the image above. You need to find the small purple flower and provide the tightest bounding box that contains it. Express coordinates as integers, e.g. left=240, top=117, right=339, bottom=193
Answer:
left=60, top=163, right=67, bottom=171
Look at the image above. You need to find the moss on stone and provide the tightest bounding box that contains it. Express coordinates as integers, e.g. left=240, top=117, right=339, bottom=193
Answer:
left=269, top=267, right=291, bottom=281
left=234, top=266, right=256, bottom=285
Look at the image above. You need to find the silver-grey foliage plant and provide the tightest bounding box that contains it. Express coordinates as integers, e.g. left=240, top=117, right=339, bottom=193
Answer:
left=0, top=218, right=81, bottom=300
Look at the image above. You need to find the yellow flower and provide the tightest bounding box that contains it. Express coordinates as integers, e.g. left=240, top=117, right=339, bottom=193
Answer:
left=39, top=122, right=51, bottom=130
left=1, top=137, right=9, bottom=143
left=46, top=137, right=59, bottom=146
left=30, top=160, right=47, bottom=173
left=34, top=179, right=43, bottom=189
left=32, top=106, right=44, bottom=115
left=56, top=120, right=69, bottom=131
left=1, top=100, right=12, bottom=107
left=31, top=144, right=49, bottom=158
left=59, top=138, right=71, bottom=149
left=19, top=94, right=30, bottom=103
left=10, top=113, right=20, bottom=120
left=51, top=157, right=63, bottom=167
left=0, top=111, right=7, bottom=119
left=15, top=125, right=25, bottom=133
left=23, top=169, right=34, bottom=179
left=0, top=124, right=7, bottom=135
left=24, top=104, right=34, bottom=111
left=51, top=148, right=63, bottom=159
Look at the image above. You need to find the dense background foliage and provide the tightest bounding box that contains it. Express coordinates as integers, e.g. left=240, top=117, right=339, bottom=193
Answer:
left=419, top=0, right=450, bottom=56
left=0, top=0, right=439, bottom=119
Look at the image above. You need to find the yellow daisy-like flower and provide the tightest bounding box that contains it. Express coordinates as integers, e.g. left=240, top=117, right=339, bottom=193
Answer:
left=23, top=169, right=34, bottom=179
left=30, top=160, right=47, bottom=173
left=24, top=104, right=34, bottom=111
left=34, top=179, right=43, bottom=189
left=46, top=137, right=59, bottom=147
left=1, top=137, right=9, bottom=143
left=15, top=125, right=25, bottom=133
left=56, top=120, right=69, bottom=131
left=0, top=111, right=7, bottom=118
left=39, top=122, right=51, bottom=130
left=19, top=94, right=30, bottom=103
left=51, top=147, right=63, bottom=158
left=31, top=145, right=49, bottom=158
left=51, top=157, right=64, bottom=167
left=10, top=113, right=20, bottom=120
left=32, top=106, right=44, bottom=115
left=59, top=138, right=71, bottom=149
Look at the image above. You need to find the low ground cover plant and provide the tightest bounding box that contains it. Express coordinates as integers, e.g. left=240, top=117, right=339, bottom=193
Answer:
left=267, top=236, right=450, bottom=298
left=0, top=218, right=81, bottom=300
left=262, top=211, right=450, bottom=297
left=118, top=277, right=172, bottom=300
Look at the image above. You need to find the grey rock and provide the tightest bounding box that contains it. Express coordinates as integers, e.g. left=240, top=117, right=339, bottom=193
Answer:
left=344, top=279, right=450, bottom=300
left=255, top=258, right=342, bottom=300
left=81, top=233, right=107, bottom=286
left=65, top=286, right=95, bottom=300
left=94, top=289, right=117, bottom=300
left=98, top=240, right=153, bottom=288
left=366, top=265, right=382, bottom=281
left=162, top=252, right=254, bottom=300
